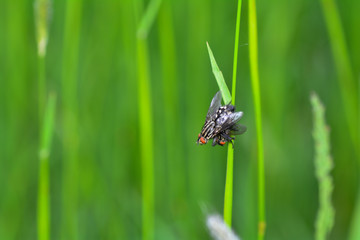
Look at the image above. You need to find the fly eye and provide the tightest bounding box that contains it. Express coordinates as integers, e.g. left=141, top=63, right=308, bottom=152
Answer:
left=198, top=133, right=200, bottom=138
left=200, top=137, right=206, bottom=144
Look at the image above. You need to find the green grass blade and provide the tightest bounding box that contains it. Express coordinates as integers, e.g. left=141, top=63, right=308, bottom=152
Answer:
left=224, top=146, right=234, bottom=227
left=319, top=0, right=358, bottom=155
left=223, top=0, right=243, bottom=228
left=248, top=0, right=266, bottom=239
left=38, top=93, right=56, bottom=240
left=311, top=93, right=335, bottom=240
left=37, top=56, right=46, bottom=122
left=137, top=34, right=155, bottom=240
left=61, top=1, right=82, bottom=239
left=135, top=0, right=156, bottom=239
left=158, top=1, right=187, bottom=229
left=207, top=25, right=245, bottom=227
left=137, top=0, right=162, bottom=39
left=206, top=42, right=231, bottom=104
left=318, top=1, right=359, bottom=238
left=231, top=0, right=242, bottom=105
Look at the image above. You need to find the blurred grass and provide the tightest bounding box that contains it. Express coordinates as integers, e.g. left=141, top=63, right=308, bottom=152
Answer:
left=248, top=0, right=265, bottom=239
left=135, top=0, right=156, bottom=239
left=157, top=1, right=188, bottom=235
left=34, top=0, right=51, bottom=120
left=311, top=93, right=335, bottom=240
left=318, top=1, right=359, bottom=238
left=137, top=0, right=162, bottom=39
left=61, top=0, right=82, bottom=239
left=0, top=0, right=359, bottom=239
left=38, top=94, right=56, bottom=240
left=319, top=0, right=358, bottom=154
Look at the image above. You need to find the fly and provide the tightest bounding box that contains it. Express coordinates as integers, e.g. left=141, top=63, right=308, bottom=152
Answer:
left=196, top=91, right=246, bottom=147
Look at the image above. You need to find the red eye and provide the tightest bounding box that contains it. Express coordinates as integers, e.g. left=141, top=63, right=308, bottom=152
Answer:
left=220, top=141, right=226, bottom=145
left=198, top=133, right=200, bottom=138
left=200, top=137, right=206, bottom=144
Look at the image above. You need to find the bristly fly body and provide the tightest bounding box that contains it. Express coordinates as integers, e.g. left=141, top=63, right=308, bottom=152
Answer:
left=196, top=91, right=246, bottom=147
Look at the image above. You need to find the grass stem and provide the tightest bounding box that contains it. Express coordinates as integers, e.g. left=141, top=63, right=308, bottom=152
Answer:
left=231, top=0, right=242, bottom=106
left=136, top=39, right=155, bottom=240
left=38, top=55, right=46, bottom=122
left=35, top=1, right=51, bottom=238
left=37, top=94, right=56, bottom=240
left=248, top=0, right=266, bottom=238
left=137, top=0, right=162, bottom=39
left=319, top=0, right=358, bottom=155
left=61, top=1, right=82, bottom=239
left=135, top=1, right=156, bottom=239
left=318, top=1, right=359, bottom=238
left=224, top=0, right=243, bottom=227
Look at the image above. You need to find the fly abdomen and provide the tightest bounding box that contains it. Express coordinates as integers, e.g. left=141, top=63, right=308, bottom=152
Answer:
left=201, top=120, right=216, bottom=139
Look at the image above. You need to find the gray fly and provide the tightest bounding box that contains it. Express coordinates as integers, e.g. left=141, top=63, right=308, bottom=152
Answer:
left=197, top=91, right=246, bottom=147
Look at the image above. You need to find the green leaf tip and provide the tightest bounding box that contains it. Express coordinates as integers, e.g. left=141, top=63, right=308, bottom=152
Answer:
left=137, top=0, right=162, bottom=39
left=206, top=42, right=232, bottom=104
left=311, top=92, right=335, bottom=240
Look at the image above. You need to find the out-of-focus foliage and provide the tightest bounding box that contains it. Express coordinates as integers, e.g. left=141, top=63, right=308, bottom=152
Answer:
left=0, top=0, right=358, bottom=239
left=311, top=93, right=335, bottom=240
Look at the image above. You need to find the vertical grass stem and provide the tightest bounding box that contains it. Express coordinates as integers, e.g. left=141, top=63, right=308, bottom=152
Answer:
left=135, top=0, right=156, bottom=239
left=248, top=0, right=266, bottom=238
left=37, top=94, right=56, bottom=240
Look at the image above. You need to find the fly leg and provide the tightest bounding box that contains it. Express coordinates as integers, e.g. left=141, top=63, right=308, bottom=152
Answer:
left=220, top=132, right=235, bottom=148
left=212, top=136, right=219, bottom=146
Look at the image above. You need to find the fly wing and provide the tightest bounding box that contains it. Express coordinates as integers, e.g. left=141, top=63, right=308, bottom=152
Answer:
left=229, top=123, right=247, bottom=135
left=206, top=91, right=222, bottom=120
left=226, top=111, right=243, bottom=127
left=214, top=111, right=244, bottom=135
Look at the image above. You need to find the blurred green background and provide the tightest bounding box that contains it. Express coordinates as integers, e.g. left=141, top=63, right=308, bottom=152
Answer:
left=0, top=0, right=359, bottom=239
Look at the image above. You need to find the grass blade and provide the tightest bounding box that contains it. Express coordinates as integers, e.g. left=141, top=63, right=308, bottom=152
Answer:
left=135, top=0, right=156, bottom=239
left=206, top=43, right=232, bottom=226
left=319, top=0, right=358, bottom=155
left=61, top=0, right=82, bottom=238
left=38, top=93, right=56, bottom=240
left=248, top=0, right=266, bottom=238
left=231, top=0, right=242, bottom=106
left=137, top=39, right=155, bottom=240
left=207, top=37, right=242, bottom=228
left=207, top=0, right=243, bottom=228
left=206, top=42, right=231, bottom=104
left=311, top=93, right=335, bottom=240
left=137, top=0, right=162, bottom=39
left=318, top=1, right=359, bottom=238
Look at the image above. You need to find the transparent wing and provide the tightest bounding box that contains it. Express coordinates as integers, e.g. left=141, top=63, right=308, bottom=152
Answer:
left=228, top=111, right=243, bottom=123
left=214, top=111, right=244, bottom=135
left=206, top=91, right=222, bottom=120
left=230, top=124, right=247, bottom=135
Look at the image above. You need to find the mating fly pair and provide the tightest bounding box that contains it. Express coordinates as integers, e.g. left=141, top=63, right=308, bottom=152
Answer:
left=196, top=91, right=246, bottom=147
